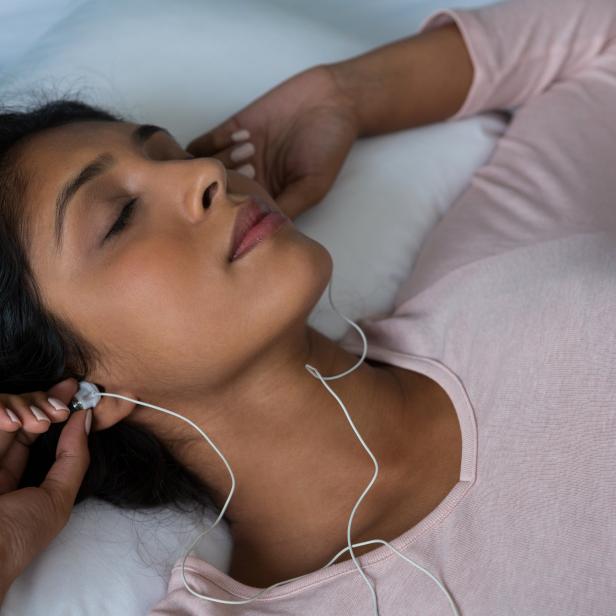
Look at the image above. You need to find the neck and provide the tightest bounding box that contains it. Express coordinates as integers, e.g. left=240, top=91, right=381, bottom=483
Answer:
left=142, top=325, right=434, bottom=584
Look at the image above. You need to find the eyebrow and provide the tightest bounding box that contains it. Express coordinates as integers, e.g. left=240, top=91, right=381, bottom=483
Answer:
left=54, top=123, right=172, bottom=252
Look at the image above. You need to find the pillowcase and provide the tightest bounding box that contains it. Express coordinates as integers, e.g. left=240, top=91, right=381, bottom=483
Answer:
left=0, top=0, right=504, bottom=614
left=0, top=0, right=87, bottom=77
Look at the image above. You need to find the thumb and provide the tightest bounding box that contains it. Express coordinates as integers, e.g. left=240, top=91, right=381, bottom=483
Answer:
left=40, top=409, right=91, bottom=521
left=275, top=177, right=327, bottom=220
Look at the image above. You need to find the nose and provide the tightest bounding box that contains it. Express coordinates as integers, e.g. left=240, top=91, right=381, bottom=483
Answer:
left=183, top=157, right=228, bottom=222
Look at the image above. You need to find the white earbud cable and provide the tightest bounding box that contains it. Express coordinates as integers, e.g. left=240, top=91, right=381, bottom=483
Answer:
left=83, top=277, right=460, bottom=616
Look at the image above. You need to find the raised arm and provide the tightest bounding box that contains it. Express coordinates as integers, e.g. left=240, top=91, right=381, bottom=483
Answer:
left=328, top=0, right=616, bottom=137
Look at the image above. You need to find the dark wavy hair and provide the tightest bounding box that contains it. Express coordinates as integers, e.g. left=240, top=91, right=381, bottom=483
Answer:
left=0, top=94, right=218, bottom=517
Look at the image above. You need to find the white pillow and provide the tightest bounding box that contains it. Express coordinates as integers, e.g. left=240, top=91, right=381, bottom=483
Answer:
left=0, top=0, right=505, bottom=614
left=0, top=0, right=88, bottom=77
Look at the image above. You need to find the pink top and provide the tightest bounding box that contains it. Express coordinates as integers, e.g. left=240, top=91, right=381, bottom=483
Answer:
left=149, top=0, right=616, bottom=613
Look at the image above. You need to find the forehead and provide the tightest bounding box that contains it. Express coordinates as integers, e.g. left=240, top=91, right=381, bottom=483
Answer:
left=19, top=120, right=136, bottom=178
left=16, top=121, right=137, bottom=261
left=18, top=119, right=137, bottom=202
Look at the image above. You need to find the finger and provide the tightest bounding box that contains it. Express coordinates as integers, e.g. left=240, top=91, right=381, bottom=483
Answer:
left=46, top=377, right=79, bottom=408
left=0, top=398, right=54, bottom=494
left=186, top=118, right=249, bottom=157
left=233, top=162, right=256, bottom=180
left=209, top=140, right=256, bottom=171
left=275, top=177, right=327, bottom=220
left=0, top=405, right=45, bottom=494
left=40, top=409, right=91, bottom=520
left=0, top=403, right=23, bottom=472
left=0, top=377, right=76, bottom=433
left=0, top=403, right=23, bottom=433
left=30, top=391, right=70, bottom=424
left=0, top=429, right=30, bottom=493
left=0, top=396, right=80, bottom=495
left=0, top=379, right=79, bottom=493
left=2, top=395, right=51, bottom=437
left=0, top=405, right=22, bottom=491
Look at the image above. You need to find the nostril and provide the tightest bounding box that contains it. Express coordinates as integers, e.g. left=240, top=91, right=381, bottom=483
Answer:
left=203, top=182, right=218, bottom=209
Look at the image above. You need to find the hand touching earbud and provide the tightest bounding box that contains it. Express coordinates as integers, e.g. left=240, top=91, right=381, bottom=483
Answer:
left=0, top=378, right=138, bottom=604
left=0, top=377, right=88, bottom=601
left=186, top=65, right=360, bottom=220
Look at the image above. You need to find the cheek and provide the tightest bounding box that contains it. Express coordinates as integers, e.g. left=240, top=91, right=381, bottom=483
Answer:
left=62, top=228, right=331, bottom=387
left=79, top=244, right=238, bottom=366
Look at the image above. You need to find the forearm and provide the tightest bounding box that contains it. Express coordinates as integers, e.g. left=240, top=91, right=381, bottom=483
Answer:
left=326, top=22, right=473, bottom=137
left=327, top=0, right=616, bottom=138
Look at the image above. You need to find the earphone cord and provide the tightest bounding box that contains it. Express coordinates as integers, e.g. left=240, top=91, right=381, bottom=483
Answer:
left=90, top=278, right=460, bottom=616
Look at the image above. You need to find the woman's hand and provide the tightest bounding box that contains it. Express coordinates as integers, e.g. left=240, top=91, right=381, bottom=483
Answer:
left=0, top=378, right=90, bottom=601
left=186, top=65, right=360, bottom=220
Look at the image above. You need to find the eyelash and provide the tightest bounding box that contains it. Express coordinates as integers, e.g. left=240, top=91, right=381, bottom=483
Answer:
left=105, top=198, right=137, bottom=241
left=102, top=154, right=195, bottom=243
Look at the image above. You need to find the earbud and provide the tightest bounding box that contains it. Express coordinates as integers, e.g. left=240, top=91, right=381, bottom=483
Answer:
left=68, top=381, right=103, bottom=412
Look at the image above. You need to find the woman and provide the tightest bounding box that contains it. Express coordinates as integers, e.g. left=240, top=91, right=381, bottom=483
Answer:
left=1, top=0, right=616, bottom=613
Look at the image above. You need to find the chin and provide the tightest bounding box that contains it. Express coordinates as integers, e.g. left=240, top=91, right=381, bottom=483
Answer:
left=283, top=235, right=333, bottom=319
left=239, top=230, right=333, bottom=332
left=236, top=215, right=332, bottom=281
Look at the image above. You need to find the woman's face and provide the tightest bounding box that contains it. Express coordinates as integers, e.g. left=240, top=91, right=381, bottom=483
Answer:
left=19, top=120, right=332, bottom=402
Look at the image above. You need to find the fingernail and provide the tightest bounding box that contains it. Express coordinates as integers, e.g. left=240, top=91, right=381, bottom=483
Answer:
left=231, top=129, right=250, bottom=142
left=5, top=408, right=21, bottom=424
left=230, top=142, right=255, bottom=162
left=48, top=397, right=69, bottom=414
left=30, top=405, right=50, bottom=423
left=236, top=163, right=255, bottom=178
left=85, top=409, right=92, bottom=435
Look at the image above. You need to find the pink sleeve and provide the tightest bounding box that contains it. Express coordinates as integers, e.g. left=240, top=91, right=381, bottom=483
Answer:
left=418, top=0, right=616, bottom=120
left=395, top=0, right=616, bottom=305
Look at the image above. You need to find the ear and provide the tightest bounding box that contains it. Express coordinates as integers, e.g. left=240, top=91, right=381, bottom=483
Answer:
left=84, top=386, right=140, bottom=432
left=48, top=378, right=139, bottom=433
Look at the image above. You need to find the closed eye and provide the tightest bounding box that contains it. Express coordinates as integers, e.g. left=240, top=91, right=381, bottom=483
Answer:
left=101, top=154, right=194, bottom=245
left=104, top=198, right=137, bottom=243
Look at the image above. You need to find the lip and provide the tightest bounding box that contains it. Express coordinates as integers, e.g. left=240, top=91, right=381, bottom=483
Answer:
left=230, top=211, right=289, bottom=261
left=229, top=196, right=281, bottom=261
left=229, top=197, right=270, bottom=261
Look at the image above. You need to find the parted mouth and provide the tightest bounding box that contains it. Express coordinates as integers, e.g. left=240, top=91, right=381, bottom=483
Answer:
left=229, top=196, right=272, bottom=261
